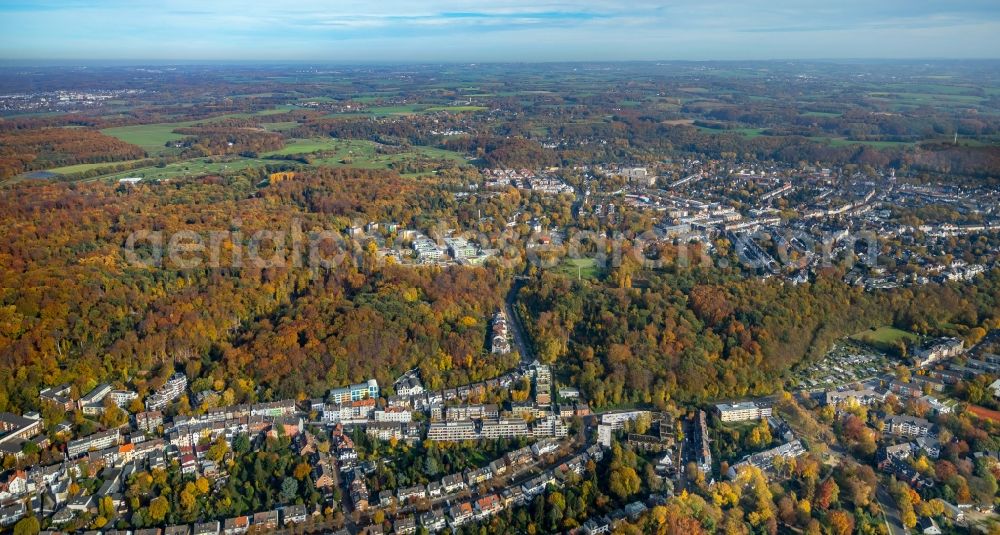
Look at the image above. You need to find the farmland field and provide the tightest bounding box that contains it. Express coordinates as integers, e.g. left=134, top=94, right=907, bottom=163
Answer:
left=100, top=123, right=190, bottom=155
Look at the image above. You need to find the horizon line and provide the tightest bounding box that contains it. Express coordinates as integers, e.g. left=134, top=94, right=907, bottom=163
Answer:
left=2, top=57, right=1000, bottom=67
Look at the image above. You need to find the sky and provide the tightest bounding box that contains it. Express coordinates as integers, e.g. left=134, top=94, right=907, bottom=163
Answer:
left=1, top=0, right=999, bottom=62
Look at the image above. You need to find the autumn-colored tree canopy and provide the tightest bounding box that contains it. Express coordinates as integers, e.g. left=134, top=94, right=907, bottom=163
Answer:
left=0, top=127, right=146, bottom=179
left=0, top=167, right=512, bottom=413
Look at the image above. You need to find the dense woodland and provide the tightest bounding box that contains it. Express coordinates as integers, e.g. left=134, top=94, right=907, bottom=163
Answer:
left=519, top=267, right=1000, bottom=408
left=172, top=126, right=285, bottom=158
left=0, top=127, right=146, bottom=178
left=0, top=168, right=512, bottom=416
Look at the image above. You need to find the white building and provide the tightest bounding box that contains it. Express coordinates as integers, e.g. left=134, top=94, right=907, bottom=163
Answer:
left=715, top=401, right=772, bottom=422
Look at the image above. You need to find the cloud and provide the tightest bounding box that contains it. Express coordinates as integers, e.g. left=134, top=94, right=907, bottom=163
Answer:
left=0, top=0, right=998, bottom=60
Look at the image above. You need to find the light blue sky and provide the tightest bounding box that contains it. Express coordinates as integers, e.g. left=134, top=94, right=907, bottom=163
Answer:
left=1, top=0, right=998, bottom=61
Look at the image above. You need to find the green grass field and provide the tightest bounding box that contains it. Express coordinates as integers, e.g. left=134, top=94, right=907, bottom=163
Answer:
left=851, top=326, right=919, bottom=349
left=305, top=139, right=468, bottom=172
left=553, top=258, right=602, bottom=280
left=816, top=137, right=916, bottom=148
left=101, top=107, right=301, bottom=155
left=46, top=159, right=148, bottom=175
left=261, top=138, right=344, bottom=156
left=697, top=125, right=767, bottom=138
left=425, top=105, right=487, bottom=112
left=101, top=123, right=190, bottom=155
left=86, top=137, right=467, bottom=182
left=93, top=157, right=273, bottom=182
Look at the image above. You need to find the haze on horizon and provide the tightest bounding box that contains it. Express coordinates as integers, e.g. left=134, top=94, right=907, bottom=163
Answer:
left=0, top=0, right=999, bottom=62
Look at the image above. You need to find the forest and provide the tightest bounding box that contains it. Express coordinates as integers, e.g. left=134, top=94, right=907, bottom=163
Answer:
left=0, top=167, right=512, bottom=417
left=517, top=266, right=1000, bottom=408
left=0, top=127, right=146, bottom=179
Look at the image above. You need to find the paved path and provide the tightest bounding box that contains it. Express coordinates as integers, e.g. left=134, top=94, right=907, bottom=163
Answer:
left=876, top=486, right=908, bottom=535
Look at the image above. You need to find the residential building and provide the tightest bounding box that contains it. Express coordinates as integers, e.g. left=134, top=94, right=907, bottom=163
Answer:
left=67, top=428, right=121, bottom=458
left=915, top=338, right=964, bottom=367
left=427, top=421, right=477, bottom=442
left=39, top=384, right=75, bottom=412
left=480, top=418, right=529, bottom=439
left=79, top=383, right=113, bottom=415
left=885, top=415, right=932, bottom=437
left=824, top=389, right=884, bottom=406
left=193, top=521, right=219, bottom=535
left=109, top=389, right=139, bottom=409
left=222, top=516, right=249, bottom=535
left=374, top=407, right=412, bottom=423
left=328, top=379, right=380, bottom=404
left=420, top=509, right=446, bottom=532
left=715, top=401, right=772, bottom=422
left=134, top=411, right=163, bottom=433
left=727, top=440, right=806, bottom=479
left=252, top=510, right=279, bottom=531
left=281, top=504, right=307, bottom=525
left=0, top=412, right=43, bottom=454
left=394, top=516, right=417, bottom=535
left=394, top=371, right=424, bottom=397
left=448, top=502, right=474, bottom=528
left=146, top=373, right=187, bottom=411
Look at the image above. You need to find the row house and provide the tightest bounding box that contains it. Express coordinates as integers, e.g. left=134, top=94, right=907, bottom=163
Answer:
left=222, top=515, right=249, bottom=534
left=531, top=438, right=561, bottom=457
left=888, top=380, right=924, bottom=398
left=397, top=484, right=427, bottom=503
left=365, top=422, right=421, bottom=442
left=500, top=486, right=526, bottom=508
left=441, top=473, right=466, bottom=494
left=420, top=509, right=447, bottom=532
left=464, top=466, right=492, bottom=486
left=350, top=472, right=370, bottom=511
left=522, top=473, right=556, bottom=497
left=321, top=398, right=376, bottom=424
left=374, top=407, right=412, bottom=423
left=134, top=410, right=163, bottom=432
left=250, top=399, right=296, bottom=418
left=448, top=502, right=474, bottom=528
left=252, top=510, right=279, bottom=531
left=505, top=446, right=534, bottom=469
left=281, top=504, right=307, bottom=525
left=395, top=515, right=417, bottom=535
left=475, top=494, right=503, bottom=519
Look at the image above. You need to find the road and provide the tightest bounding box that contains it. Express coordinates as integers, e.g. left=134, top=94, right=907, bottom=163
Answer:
left=504, top=279, right=535, bottom=367
left=876, top=486, right=908, bottom=535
